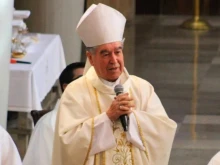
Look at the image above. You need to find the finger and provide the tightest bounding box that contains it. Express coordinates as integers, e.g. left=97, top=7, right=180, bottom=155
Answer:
left=116, top=93, right=129, bottom=100
left=117, top=93, right=129, bottom=97
left=119, top=101, right=135, bottom=107
left=119, top=105, right=131, bottom=111
left=119, top=109, right=133, bottom=115
left=117, top=94, right=133, bottom=102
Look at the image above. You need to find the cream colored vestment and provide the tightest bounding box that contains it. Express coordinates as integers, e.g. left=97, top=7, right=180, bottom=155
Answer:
left=52, top=67, right=177, bottom=165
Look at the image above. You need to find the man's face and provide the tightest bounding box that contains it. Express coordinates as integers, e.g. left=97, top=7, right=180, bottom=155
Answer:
left=63, top=67, right=84, bottom=91
left=87, top=41, right=124, bottom=82
left=72, top=68, right=84, bottom=79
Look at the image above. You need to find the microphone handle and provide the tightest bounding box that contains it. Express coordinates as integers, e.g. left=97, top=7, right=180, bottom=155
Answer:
left=120, top=114, right=129, bottom=132
left=116, top=91, right=129, bottom=132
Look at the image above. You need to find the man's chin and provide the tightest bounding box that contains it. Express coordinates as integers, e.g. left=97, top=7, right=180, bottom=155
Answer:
left=107, top=75, right=121, bottom=82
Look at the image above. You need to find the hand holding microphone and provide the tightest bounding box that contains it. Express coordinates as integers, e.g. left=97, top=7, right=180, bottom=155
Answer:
left=106, top=84, right=135, bottom=131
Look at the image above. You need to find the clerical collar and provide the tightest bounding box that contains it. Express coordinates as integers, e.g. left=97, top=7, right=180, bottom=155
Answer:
left=100, top=77, right=121, bottom=87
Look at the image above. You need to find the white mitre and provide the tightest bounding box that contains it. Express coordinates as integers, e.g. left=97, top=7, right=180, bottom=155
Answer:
left=76, top=3, right=126, bottom=74
left=76, top=3, right=126, bottom=47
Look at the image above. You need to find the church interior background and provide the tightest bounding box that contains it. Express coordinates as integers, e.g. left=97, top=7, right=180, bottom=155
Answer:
left=7, top=0, right=220, bottom=164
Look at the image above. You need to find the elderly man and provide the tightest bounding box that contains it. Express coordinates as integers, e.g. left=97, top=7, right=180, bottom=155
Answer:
left=0, top=125, right=22, bottom=165
left=52, top=3, right=177, bottom=165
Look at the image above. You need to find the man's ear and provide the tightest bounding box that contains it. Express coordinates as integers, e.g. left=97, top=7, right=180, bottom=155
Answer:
left=86, top=51, right=94, bottom=65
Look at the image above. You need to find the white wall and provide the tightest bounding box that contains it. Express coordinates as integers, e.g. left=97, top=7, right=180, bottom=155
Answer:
left=15, top=0, right=85, bottom=64
left=0, top=0, right=14, bottom=128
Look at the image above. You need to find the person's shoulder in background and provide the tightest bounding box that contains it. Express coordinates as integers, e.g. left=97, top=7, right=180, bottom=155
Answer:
left=0, top=125, right=22, bottom=165
left=208, top=152, right=220, bottom=165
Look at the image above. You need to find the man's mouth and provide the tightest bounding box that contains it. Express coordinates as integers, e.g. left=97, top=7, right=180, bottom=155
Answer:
left=108, top=67, right=118, bottom=71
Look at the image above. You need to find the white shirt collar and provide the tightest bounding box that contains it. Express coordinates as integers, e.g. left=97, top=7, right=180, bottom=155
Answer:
left=100, top=77, right=121, bottom=88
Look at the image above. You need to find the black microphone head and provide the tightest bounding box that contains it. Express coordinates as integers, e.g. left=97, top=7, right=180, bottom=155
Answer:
left=114, top=84, right=124, bottom=95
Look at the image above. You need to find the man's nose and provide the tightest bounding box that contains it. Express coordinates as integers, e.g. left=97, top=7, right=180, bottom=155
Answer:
left=110, top=54, right=117, bottom=63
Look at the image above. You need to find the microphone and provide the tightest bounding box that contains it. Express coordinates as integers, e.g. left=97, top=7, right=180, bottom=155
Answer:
left=114, top=84, right=129, bottom=132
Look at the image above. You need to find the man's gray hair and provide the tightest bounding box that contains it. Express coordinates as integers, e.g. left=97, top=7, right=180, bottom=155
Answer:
left=86, top=39, right=125, bottom=55
left=86, top=47, right=97, bottom=54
